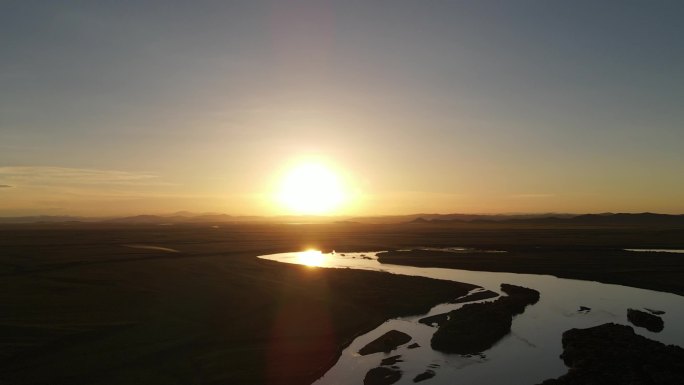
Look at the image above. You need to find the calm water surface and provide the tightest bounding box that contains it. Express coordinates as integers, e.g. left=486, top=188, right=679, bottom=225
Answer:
left=258, top=250, right=684, bottom=385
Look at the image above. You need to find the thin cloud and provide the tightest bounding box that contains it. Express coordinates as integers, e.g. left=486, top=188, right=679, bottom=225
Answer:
left=510, top=194, right=555, bottom=199
left=0, top=166, right=163, bottom=186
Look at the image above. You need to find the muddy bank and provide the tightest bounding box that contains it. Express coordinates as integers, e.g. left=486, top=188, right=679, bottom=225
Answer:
left=538, top=323, right=684, bottom=384
left=431, top=284, right=539, bottom=354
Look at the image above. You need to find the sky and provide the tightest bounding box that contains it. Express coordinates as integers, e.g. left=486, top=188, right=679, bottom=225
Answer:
left=1, top=1, right=683, bottom=216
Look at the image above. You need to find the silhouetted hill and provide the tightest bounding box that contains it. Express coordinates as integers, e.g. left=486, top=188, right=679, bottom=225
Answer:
left=350, top=213, right=576, bottom=224
left=570, top=213, right=684, bottom=225
left=0, top=215, right=91, bottom=224
left=409, top=217, right=430, bottom=224
left=101, top=213, right=338, bottom=224
left=104, top=215, right=171, bottom=224
left=2, top=212, right=683, bottom=226
left=525, top=213, right=684, bottom=226
left=410, top=212, right=684, bottom=226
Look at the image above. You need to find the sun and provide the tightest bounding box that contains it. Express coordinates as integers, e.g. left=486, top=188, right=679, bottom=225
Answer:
left=296, top=250, right=326, bottom=267
left=277, top=162, right=347, bottom=215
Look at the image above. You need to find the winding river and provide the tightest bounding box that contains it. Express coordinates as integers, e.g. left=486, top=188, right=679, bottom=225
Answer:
left=259, top=250, right=684, bottom=385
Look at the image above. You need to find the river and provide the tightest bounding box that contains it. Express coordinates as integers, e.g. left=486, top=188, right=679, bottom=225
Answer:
left=259, top=250, right=684, bottom=385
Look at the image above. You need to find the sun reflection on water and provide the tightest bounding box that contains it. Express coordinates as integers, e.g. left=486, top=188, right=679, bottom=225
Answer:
left=297, top=250, right=325, bottom=267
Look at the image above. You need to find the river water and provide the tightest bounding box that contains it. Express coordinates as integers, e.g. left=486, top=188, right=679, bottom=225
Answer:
left=258, top=250, right=684, bottom=385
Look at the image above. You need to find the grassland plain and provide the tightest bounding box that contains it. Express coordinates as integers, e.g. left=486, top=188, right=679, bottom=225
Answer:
left=1, top=221, right=683, bottom=384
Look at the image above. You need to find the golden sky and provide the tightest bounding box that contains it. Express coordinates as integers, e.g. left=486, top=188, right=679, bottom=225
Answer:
left=1, top=2, right=683, bottom=216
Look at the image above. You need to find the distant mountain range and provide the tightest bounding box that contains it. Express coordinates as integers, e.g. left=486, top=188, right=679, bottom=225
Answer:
left=1, top=212, right=683, bottom=225
left=402, top=212, right=684, bottom=226
left=349, top=213, right=579, bottom=224
left=0, top=212, right=335, bottom=224
left=0, top=215, right=92, bottom=224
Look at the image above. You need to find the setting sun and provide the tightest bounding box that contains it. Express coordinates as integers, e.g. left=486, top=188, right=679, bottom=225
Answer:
left=277, top=162, right=347, bottom=215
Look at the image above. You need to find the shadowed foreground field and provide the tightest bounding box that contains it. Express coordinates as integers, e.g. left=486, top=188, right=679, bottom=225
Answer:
left=1, top=221, right=683, bottom=384
left=0, top=223, right=475, bottom=385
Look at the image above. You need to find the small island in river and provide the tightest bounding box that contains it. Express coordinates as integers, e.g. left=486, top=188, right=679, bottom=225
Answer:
left=627, top=308, right=665, bottom=333
left=538, top=323, right=684, bottom=385
left=364, top=366, right=402, bottom=385
left=359, top=330, right=412, bottom=355
left=431, top=284, right=540, bottom=354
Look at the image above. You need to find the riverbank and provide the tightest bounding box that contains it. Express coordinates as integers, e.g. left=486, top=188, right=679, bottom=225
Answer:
left=377, top=247, right=684, bottom=296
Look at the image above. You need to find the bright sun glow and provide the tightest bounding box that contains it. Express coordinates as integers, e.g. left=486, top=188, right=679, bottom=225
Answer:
left=297, top=250, right=325, bottom=267
left=277, top=162, right=346, bottom=215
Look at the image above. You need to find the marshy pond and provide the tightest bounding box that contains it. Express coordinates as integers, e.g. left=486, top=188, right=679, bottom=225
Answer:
left=259, top=250, right=684, bottom=385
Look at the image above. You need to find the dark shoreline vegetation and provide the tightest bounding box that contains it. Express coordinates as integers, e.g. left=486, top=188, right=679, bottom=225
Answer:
left=1, top=221, right=683, bottom=384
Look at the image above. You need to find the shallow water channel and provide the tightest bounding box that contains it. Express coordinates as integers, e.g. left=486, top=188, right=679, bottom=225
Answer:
left=258, top=250, right=684, bottom=385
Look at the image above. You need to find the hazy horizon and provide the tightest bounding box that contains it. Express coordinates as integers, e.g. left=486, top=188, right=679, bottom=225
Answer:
left=2, top=1, right=683, bottom=216
left=1, top=210, right=682, bottom=221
